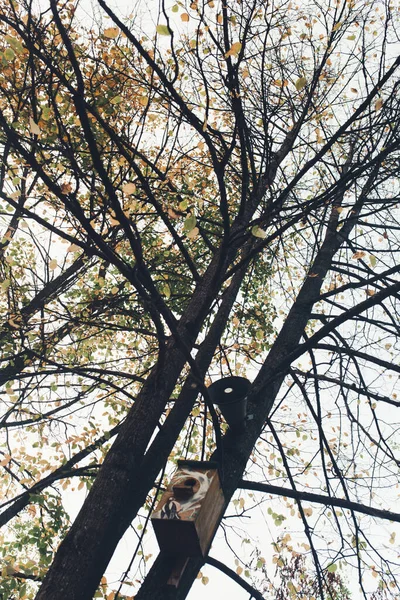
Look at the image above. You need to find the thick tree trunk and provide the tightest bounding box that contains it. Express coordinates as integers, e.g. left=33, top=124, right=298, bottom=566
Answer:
left=34, top=249, right=250, bottom=600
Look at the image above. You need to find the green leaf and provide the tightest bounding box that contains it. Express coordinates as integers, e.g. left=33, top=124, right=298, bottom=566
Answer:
left=369, top=254, right=377, bottom=267
left=327, top=563, right=337, bottom=573
left=183, top=214, right=196, bottom=232
left=179, top=199, right=188, bottom=211
left=295, top=76, right=307, bottom=91
left=4, top=48, right=15, bottom=61
left=171, top=4, right=179, bottom=11
left=156, top=24, right=172, bottom=36
left=162, top=283, right=171, bottom=299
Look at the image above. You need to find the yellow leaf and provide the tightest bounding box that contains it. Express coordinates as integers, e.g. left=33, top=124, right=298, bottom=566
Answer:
left=347, top=34, right=356, bottom=40
left=104, top=27, right=119, bottom=39
left=156, top=24, right=172, bottom=36
left=171, top=4, right=179, bottom=12
left=49, top=259, right=58, bottom=270
left=375, top=98, right=383, bottom=111
left=251, top=225, right=267, bottom=239
left=122, top=182, right=136, bottom=195
left=225, top=41, right=242, bottom=58
left=29, top=117, right=41, bottom=136
left=181, top=13, right=189, bottom=22
left=295, top=76, right=307, bottom=91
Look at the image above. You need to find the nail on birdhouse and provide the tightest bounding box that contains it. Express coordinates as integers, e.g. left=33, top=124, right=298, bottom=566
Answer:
left=151, top=460, right=225, bottom=557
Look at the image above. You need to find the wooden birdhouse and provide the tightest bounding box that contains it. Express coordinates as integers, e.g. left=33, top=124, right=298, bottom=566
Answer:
left=151, top=460, right=225, bottom=557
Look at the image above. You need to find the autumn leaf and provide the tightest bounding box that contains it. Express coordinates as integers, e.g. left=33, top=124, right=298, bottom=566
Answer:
left=251, top=225, right=267, bottom=239
left=29, top=117, right=41, bottom=136
left=168, top=208, right=180, bottom=219
left=179, top=199, right=188, bottom=210
left=327, top=563, right=337, bottom=573
left=49, top=259, right=58, bottom=270
left=0, top=454, right=11, bottom=467
left=375, top=98, right=383, bottom=111
left=122, top=182, right=137, bottom=195
left=4, top=47, right=15, bottom=61
left=104, top=27, right=119, bottom=39
left=295, top=76, right=307, bottom=91
left=181, top=13, right=189, bottom=22
left=156, top=24, right=172, bottom=36
left=183, top=214, right=196, bottom=232
left=352, top=251, right=366, bottom=260
left=225, top=41, right=242, bottom=58
left=162, top=283, right=171, bottom=299
left=187, top=226, right=199, bottom=239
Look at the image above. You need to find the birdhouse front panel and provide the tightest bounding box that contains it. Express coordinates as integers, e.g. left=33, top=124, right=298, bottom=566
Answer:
left=151, top=460, right=225, bottom=556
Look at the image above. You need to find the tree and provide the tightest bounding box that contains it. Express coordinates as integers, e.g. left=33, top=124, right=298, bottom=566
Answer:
left=0, top=0, right=399, bottom=598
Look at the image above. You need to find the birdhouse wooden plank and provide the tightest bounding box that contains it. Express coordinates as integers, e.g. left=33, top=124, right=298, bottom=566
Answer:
left=151, top=460, right=225, bottom=557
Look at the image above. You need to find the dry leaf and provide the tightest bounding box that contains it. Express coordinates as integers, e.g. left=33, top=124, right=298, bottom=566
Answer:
left=29, top=117, right=41, bottom=136
left=104, top=27, right=119, bottom=39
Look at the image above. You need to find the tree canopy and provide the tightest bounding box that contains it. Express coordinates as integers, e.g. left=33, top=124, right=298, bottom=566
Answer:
left=0, top=0, right=399, bottom=598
